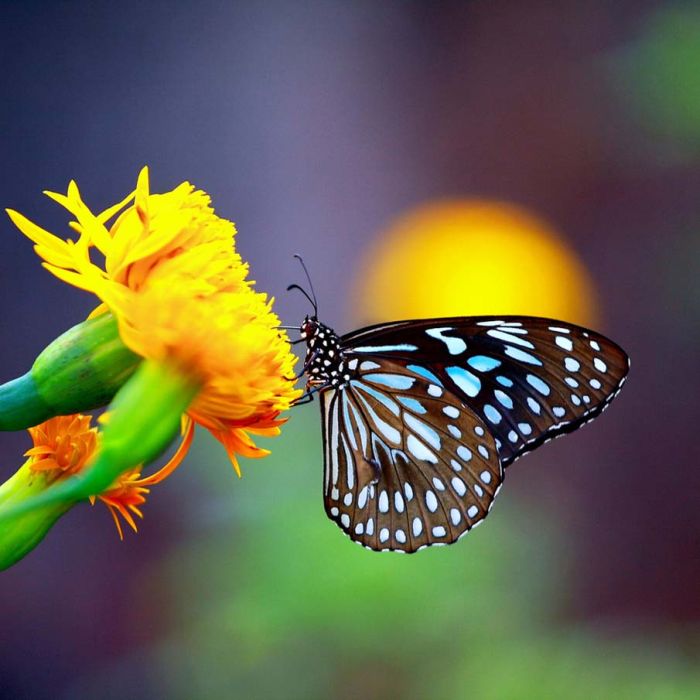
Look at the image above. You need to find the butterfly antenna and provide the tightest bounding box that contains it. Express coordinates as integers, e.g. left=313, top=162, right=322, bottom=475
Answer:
left=286, top=283, right=317, bottom=313
left=287, top=254, right=319, bottom=316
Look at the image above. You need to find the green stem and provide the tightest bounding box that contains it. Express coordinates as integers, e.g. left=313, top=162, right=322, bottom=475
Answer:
left=0, top=462, right=72, bottom=570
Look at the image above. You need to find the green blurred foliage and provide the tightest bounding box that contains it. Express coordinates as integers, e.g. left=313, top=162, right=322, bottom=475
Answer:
left=613, top=2, right=700, bottom=155
left=82, top=407, right=699, bottom=700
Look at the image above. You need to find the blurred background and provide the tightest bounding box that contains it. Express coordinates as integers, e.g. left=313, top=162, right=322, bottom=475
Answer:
left=1, top=1, right=699, bottom=698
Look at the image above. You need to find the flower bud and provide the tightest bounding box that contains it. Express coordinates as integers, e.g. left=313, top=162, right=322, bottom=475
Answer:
left=0, top=312, right=140, bottom=430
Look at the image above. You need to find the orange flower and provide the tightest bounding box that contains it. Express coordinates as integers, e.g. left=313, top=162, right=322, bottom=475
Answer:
left=25, top=414, right=191, bottom=538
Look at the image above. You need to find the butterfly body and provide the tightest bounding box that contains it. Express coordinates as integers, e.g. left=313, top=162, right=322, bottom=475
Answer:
left=300, top=317, right=352, bottom=388
left=298, top=314, right=629, bottom=553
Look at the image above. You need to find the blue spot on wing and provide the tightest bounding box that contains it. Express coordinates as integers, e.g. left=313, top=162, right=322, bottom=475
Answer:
left=504, top=345, right=543, bottom=366
left=396, top=396, right=427, bottom=414
left=467, top=355, right=501, bottom=372
left=494, top=389, right=513, bottom=409
left=483, top=404, right=502, bottom=424
left=351, top=381, right=400, bottom=415
left=407, top=365, right=444, bottom=387
left=446, top=366, right=481, bottom=397
left=363, top=373, right=415, bottom=390
left=526, top=374, right=550, bottom=396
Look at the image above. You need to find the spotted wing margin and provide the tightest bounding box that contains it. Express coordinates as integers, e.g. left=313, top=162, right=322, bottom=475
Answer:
left=320, top=362, right=503, bottom=553
left=341, top=316, right=630, bottom=467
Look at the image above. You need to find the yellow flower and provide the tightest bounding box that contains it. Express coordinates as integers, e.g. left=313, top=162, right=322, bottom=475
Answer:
left=7, top=168, right=301, bottom=474
left=25, top=414, right=189, bottom=538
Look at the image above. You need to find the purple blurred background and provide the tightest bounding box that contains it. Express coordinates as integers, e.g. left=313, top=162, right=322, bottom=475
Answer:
left=1, top=1, right=699, bottom=698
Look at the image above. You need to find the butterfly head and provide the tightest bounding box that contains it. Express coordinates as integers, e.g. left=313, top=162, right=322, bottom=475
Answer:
left=299, top=314, right=320, bottom=341
left=300, top=316, right=350, bottom=388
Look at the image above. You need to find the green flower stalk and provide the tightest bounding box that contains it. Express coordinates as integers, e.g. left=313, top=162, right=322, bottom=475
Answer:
left=0, top=458, right=74, bottom=570
left=0, top=361, right=200, bottom=539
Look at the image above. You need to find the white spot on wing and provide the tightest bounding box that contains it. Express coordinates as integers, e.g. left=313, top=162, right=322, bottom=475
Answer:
left=412, top=517, right=423, bottom=536
left=451, top=476, right=467, bottom=496
left=406, top=434, right=438, bottom=463
left=378, top=490, right=389, bottom=513
left=357, top=486, right=369, bottom=509
left=564, top=357, right=580, bottom=372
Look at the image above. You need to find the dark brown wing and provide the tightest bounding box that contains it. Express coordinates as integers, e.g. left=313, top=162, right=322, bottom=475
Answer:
left=320, top=361, right=503, bottom=553
left=342, top=316, right=629, bottom=467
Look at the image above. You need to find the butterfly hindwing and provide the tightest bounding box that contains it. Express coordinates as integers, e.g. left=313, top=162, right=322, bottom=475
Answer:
left=321, top=361, right=503, bottom=552
left=342, top=316, right=629, bottom=467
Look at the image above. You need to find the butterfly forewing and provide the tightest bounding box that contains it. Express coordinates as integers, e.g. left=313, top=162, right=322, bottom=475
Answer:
left=342, top=316, right=629, bottom=467
left=321, top=361, right=503, bottom=552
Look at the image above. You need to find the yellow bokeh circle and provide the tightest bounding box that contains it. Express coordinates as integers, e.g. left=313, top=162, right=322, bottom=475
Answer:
left=351, top=199, right=598, bottom=328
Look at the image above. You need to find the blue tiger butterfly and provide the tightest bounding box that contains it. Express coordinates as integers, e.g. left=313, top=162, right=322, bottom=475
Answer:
left=285, top=257, right=629, bottom=553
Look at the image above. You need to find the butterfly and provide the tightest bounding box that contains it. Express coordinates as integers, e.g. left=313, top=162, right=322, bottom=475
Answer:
left=285, top=258, right=630, bottom=553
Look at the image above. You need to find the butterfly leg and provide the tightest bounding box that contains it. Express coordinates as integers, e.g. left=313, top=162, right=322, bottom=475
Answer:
left=283, top=350, right=316, bottom=382
left=292, top=384, right=326, bottom=406
left=295, top=350, right=319, bottom=380
left=293, top=392, right=316, bottom=406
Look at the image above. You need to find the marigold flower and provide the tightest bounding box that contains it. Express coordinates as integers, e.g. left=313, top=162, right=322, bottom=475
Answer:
left=7, top=168, right=300, bottom=474
left=24, top=413, right=191, bottom=538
